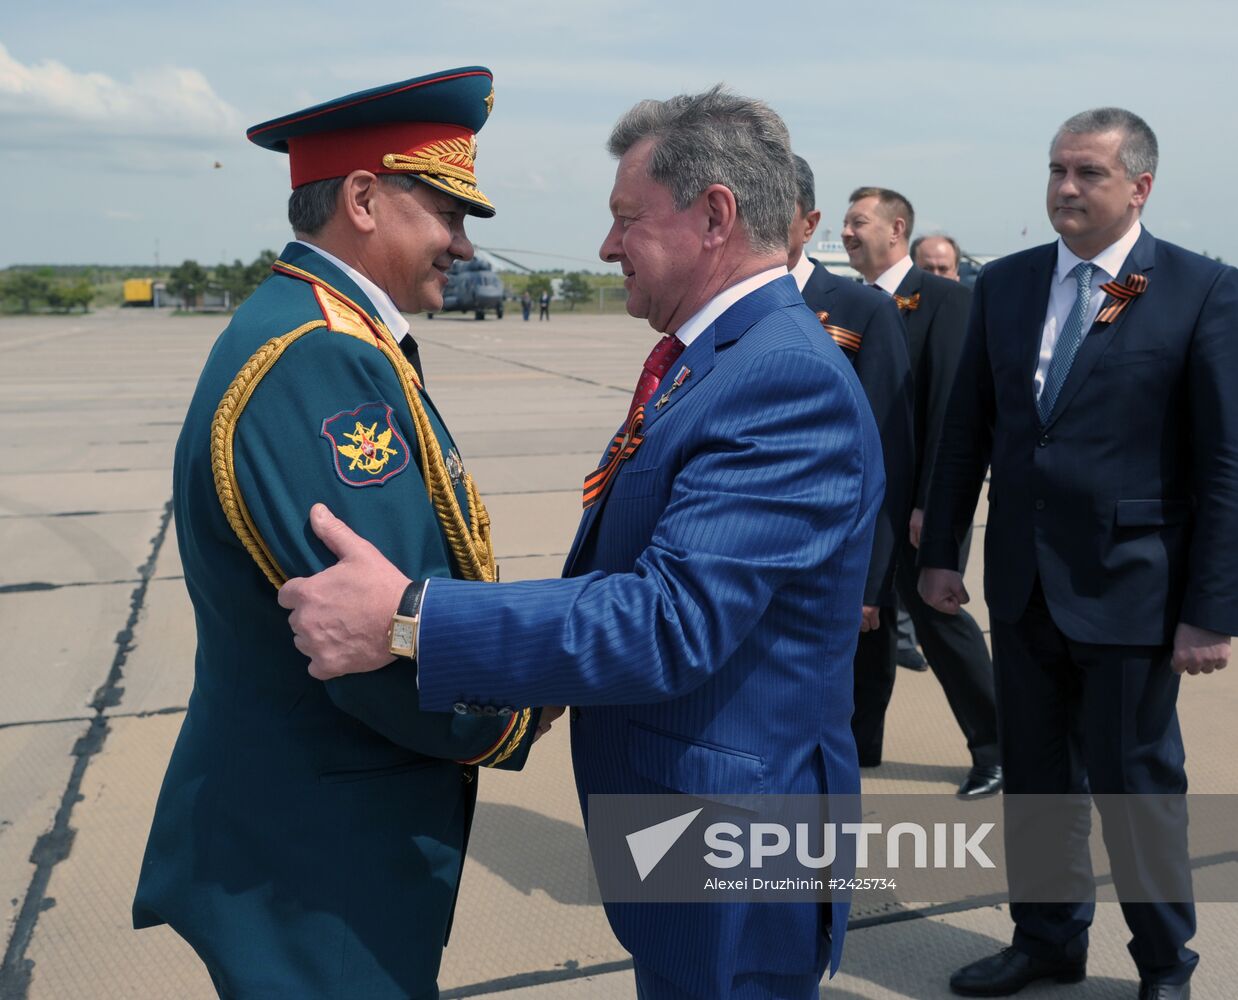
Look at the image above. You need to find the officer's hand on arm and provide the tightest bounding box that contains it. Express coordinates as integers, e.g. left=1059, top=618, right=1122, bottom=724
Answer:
left=908, top=508, right=924, bottom=549
left=918, top=567, right=968, bottom=615
left=1171, top=622, right=1231, bottom=676
left=279, top=503, right=411, bottom=680
left=860, top=606, right=881, bottom=633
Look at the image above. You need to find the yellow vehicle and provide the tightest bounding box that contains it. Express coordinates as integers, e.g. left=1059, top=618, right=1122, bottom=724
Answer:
left=123, top=278, right=154, bottom=306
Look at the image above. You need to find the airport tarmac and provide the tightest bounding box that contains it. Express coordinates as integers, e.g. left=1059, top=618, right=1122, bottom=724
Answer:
left=0, top=306, right=1234, bottom=999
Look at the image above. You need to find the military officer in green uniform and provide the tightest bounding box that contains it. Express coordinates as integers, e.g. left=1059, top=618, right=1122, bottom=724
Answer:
left=133, top=67, right=545, bottom=1000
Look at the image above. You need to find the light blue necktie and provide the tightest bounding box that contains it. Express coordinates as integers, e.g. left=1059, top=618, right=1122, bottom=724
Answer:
left=1037, top=262, right=1096, bottom=423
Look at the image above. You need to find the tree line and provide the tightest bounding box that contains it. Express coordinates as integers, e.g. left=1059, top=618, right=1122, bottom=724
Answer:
left=0, top=252, right=282, bottom=314
left=0, top=270, right=96, bottom=313
left=2, top=256, right=619, bottom=315
left=164, top=252, right=277, bottom=309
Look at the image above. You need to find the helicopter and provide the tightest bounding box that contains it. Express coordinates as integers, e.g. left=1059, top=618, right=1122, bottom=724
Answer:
left=426, top=256, right=506, bottom=320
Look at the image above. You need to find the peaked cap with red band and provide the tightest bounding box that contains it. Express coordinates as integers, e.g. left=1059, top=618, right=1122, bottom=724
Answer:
left=247, top=66, right=497, bottom=218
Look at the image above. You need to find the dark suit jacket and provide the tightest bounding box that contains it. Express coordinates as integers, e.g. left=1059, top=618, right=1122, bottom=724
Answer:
left=893, top=265, right=973, bottom=509
left=921, top=229, right=1238, bottom=645
left=802, top=260, right=914, bottom=606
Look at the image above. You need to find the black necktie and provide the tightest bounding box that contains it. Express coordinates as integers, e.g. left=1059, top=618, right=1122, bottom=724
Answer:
left=399, top=333, right=425, bottom=386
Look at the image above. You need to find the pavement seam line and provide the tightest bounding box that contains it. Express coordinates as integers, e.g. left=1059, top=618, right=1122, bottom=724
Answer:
left=0, top=498, right=174, bottom=999
left=0, top=574, right=183, bottom=595
left=0, top=508, right=166, bottom=520
left=414, top=334, right=632, bottom=392
left=0, top=706, right=188, bottom=733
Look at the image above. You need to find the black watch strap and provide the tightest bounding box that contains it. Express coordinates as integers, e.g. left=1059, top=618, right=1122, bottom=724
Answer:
left=398, top=580, right=426, bottom=619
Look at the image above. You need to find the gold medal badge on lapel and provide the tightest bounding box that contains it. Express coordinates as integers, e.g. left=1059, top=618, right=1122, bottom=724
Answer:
left=322, top=401, right=410, bottom=487
left=654, top=365, right=692, bottom=410
left=1096, top=273, right=1148, bottom=324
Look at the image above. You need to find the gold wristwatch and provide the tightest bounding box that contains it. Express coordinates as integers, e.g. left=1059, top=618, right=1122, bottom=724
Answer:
left=387, top=581, right=425, bottom=659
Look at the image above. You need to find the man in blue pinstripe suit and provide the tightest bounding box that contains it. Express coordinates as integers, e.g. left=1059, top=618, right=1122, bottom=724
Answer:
left=282, top=87, right=884, bottom=999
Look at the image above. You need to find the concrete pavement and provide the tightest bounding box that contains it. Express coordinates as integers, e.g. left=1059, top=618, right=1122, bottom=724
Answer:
left=0, top=307, right=1233, bottom=999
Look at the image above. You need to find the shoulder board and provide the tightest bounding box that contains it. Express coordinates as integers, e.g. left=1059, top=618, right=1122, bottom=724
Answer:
left=272, top=259, right=390, bottom=349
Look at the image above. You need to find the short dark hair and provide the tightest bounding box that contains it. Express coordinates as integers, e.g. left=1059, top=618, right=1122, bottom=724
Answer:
left=848, top=186, right=915, bottom=240
left=288, top=174, right=424, bottom=236
left=288, top=178, right=343, bottom=236
left=791, top=154, right=815, bottom=214
left=607, top=85, right=795, bottom=252
left=1054, top=107, right=1158, bottom=179
left=911, top=233, right=961, bottom=267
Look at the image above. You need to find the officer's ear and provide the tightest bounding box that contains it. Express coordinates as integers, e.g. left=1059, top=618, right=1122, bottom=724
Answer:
left=339, top=170, right=381, bottom=235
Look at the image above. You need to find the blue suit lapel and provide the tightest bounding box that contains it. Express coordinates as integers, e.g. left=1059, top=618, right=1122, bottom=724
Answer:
left=639, top=324, right=715, bottom=432
left=563, top=415, right=636, bottom=574
left=562, top=276, right=801, bottom=576
left=642, top=275, right=800, bottom=433
left=1043, top=228, right=1157, bottom=429
left=562, top=331, right=718, bottom=576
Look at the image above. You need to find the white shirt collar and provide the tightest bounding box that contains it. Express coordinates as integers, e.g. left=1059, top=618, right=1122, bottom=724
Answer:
left=789, top=251, right=816, bottom=292
left=673, top=267, right=788, bottom=347
left=294, top=240, right=410, bottom=339
left=870, top=254, right=914, bottom=295
left=1054, top=220, right=1142, bottom=285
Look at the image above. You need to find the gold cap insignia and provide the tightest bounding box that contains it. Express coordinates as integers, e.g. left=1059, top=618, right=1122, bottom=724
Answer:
left=381, top=136, right=494, bottom=214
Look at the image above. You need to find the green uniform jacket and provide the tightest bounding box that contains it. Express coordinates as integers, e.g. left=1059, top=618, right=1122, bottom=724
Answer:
left=133, top=242, right=539, bottom=1000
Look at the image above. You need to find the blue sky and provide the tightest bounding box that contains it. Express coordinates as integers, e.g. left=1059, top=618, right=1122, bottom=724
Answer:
left=2, top=1, right=1234, bottom=270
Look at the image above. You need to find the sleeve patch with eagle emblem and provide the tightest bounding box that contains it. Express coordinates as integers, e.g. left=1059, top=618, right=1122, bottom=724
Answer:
left=321, top=401, right=410, bottom=487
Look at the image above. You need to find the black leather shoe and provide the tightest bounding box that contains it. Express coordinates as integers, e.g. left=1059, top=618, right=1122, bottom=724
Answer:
left=950, top=947, right=1085, bottom=996
left=897, top=647, right=929, bottom=671
left=958, top=764, right=1003, bottom=799
left=1138, top=980, right=1189, bottom=1000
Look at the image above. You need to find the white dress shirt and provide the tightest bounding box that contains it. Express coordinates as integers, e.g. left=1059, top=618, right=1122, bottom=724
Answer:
left=673, top=266, right=788, bottom=347
left=789, top=252, right=816, bottom=293
left=294, top=240, right=411, bottom=340
left=869, top=254, right=915, bottom=296
left=1033, top=221, right=1142, bottom=399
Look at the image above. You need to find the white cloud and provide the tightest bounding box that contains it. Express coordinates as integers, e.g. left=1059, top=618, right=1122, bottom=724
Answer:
left=0, top=42, right=241, bottom=156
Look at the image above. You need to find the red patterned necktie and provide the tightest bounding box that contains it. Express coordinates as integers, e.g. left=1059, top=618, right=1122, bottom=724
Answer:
left=582, top=335, right=685, bottom=509
left=628, top=334, right=686, bottom=421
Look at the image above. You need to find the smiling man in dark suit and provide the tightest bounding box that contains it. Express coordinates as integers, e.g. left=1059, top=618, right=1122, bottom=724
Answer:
left=920, top=107, right=1238, bottom=999
left=841, top=186, right=1001, bottom=798
left=789, top=156, right=914, bottom=768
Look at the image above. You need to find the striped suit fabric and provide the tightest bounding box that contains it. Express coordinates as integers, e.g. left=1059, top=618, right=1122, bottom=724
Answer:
left=416, top=276, right=883, bottom=997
